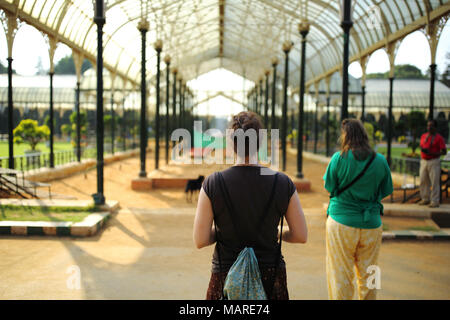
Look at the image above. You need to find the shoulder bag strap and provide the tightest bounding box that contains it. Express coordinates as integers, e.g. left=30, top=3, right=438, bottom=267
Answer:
left=268, top=202, right=284, bottom=299
left=211, top=173, right=226, bottom=299
left=331, top=152, right=376, bottom=198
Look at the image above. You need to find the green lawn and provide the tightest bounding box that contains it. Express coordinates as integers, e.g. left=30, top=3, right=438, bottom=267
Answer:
left=376, top=145, right=447, bottom=161
left=0, top=141, right=74, bottom=157
left=376, top=146, right=416, bottom=158
left=0, top=204, right=98, bottom=222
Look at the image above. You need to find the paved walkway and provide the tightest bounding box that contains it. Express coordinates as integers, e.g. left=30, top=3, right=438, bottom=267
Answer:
left=0, top=152, right=449, bottom=299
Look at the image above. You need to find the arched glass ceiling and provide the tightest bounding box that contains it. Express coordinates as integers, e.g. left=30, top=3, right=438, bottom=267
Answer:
left=1, top=0, right=449, bottom=89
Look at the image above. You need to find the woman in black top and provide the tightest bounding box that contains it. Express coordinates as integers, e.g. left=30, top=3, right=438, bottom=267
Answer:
left=193, top=111, right=308, bottom=300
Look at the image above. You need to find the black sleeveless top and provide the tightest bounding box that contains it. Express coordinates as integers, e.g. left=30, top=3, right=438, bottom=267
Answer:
left=202, top=166, right=297, bottom=273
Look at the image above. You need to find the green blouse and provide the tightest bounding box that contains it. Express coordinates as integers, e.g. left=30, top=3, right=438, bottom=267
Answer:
left=323, top=150, right=393, bottom=229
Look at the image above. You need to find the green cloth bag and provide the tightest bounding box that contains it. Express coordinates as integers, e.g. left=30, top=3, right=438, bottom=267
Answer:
left=223, top=247, right=267, bottom=300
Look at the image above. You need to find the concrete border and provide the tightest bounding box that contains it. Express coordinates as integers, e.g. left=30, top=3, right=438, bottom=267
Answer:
left=0, top=199, right=119, bottom=211
left=382, top=229, right=450, bottom=241
left=0, top=199, right=119, bottom=237
left=0, top=212, right=110, bottom=237
left=382, top=203, right=450, bottom=218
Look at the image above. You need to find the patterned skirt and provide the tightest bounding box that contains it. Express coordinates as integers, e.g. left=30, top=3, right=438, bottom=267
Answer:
left=206, top=264, right=289, bottom=300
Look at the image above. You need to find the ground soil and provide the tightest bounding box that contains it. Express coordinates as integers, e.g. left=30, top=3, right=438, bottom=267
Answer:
left=0, top=150, right=449, bottom=299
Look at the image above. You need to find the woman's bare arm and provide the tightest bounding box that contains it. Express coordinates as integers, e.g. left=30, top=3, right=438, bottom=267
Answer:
left=193, top=188, right=216, bottom=249
left=281, top=191, right=308, bottom=243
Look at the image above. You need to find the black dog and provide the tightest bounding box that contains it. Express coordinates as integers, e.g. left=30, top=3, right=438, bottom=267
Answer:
left=185, top=175, right=205, bottom=203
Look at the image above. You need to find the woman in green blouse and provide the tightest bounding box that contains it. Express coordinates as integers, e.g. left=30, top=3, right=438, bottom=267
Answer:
left=323, top=119, right=393, bottom=300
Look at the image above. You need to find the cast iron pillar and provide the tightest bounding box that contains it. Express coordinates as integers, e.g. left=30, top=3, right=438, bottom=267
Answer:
left=259, top=78, right=263, bottom=116
left=326, top=96, right=331, bottom=157
left=428, top=63, right=437, bottom=120
left=264, top=70, right=269, bottom=129
left=154, top=40, right=162, bottom=169
left=110, top=92, right=115, bottom=155
left=172, top=69, right=178, bottom=148
left=340, top=0, right=353, bottom=122
left=387, top=77, right=394, bottom=167
left=281, top=41, right=293, bottom=172
left=361, top=85, right=366, bottom=122
left=76, top=81, right=81, bottom=162
left=271, top=58, right=278, bottom=130
left=314, top=99, right=319, bottom=154
left=164, top=55, right=171, bottom=164
left=122, top=97, right=126, bottom=151
left=49, top=71, right=55, bottom=168
left=297, top=21, right=310, bottom=178
left=178, top=78, right=182, bottom=129
left=93, top=0, right=106, bottom=204
left=254, top=82, right=259, bottom=113
left=138, top=18, right=149, bottom=178
left=7, top=57, right=14, bottom=169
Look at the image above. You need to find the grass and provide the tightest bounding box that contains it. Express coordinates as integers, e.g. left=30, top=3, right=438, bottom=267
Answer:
left=376, top=146, right=415, bottom=158
left=376, top=145, right=446, bottom=160
left=0, top=204, right=99, bottom=222
left=408, top=226, right=440, bottom=232
left=0, top=141, right=74, bottom=157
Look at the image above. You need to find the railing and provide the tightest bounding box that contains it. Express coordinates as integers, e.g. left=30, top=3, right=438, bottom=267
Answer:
left=1, top=149, right=80, bottom=172
left=0, top=142, right=135, bottom=173
left=390, top=156, right=421, bottom=177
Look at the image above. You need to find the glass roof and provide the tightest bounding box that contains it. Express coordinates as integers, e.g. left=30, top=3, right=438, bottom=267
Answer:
left=1, top=0, right=449, bottom=90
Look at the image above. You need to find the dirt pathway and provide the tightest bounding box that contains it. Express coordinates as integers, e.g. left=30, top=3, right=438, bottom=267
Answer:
left=0, top=151, right=449, bottom=299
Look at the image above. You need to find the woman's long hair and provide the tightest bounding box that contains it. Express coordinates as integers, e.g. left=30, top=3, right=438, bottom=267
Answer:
left=339, top=118, right=373, bottom=160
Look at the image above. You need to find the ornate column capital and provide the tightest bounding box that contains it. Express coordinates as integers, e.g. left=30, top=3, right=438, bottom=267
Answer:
left=298, top=21, right=310, bottom=39
left=271, top=57, right=279, bottom=67
left=137, top=19, right=149, bottom=32
left=154, top=39, right=163, bottom=51
left=164, top=55, right=171, bottom=65
left=282, top=41, right=293, bottom=53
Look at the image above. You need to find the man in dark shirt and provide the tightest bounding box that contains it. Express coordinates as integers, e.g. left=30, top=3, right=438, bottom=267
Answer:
left=418, top=119, right=447, bottom=208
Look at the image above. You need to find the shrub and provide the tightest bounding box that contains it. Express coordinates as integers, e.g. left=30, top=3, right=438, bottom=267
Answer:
left=364, top=122, right=375, bottom=148
left=375, top=130, right=383, bottom=144
left=13, top=119, right=50, bottom=151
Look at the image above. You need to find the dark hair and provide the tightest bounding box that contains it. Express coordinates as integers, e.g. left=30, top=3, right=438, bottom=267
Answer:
left=339, top=118, right=373, bottom=160
left=428, top=119, right=437, bottom=127
left=229, top=111, right=263, bottom=157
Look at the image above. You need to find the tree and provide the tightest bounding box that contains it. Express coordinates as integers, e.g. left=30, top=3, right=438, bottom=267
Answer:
left=54, top=56, right=75, bottom=74
left=440, top=51, right=450, bottom=87
left=377, top=114, right=389, bottom=137
left=436, top=111, right=449, bottom=142
left=54, top=55, right=93, bottom=75
left=0, top=61, right=16, bottom=74
left=366, top=64, right=427, bottom=80
left=394, top=113, right=408, bottom=138
left=364, top=122, right=375, bottom=148
left=35, top=57, right=47, bottom=75
left=60, top=124, right=71, bottom=137
left=406, top=111, right=427, bottom=154
left=13, top=119, right=50, bottom=151
left=69, top=111, right=88, bottom=147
